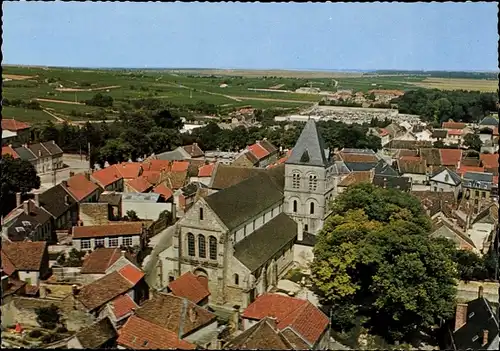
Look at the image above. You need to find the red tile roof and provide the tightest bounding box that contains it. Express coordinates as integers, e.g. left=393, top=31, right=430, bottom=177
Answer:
left=197, top=163, right=215, bottom=178
left=117, top=316, right=195, bottom=350
left=171, top=161, right=190, bottom=173
left=80, top=247, right=127, bottom=274
left=167, top=272, right=210, bottom=304
left=368, top=89, right=405, bottom=96
left=142, top=159, right=171, bottom=172
left=242, top=293, right=329, bottom=346
left=457, top=165, right=485, bottom=176
left=126, top=176, right=153, bottom=193
left=442, top=121, right=466, bottom=129
left=480, top=154, right=499, bottom=169
left=247, top=143, right=270, bottom=160
left=110, top=293, right=138, bottom=320
left=152, top=184, right=173, bottom=200
left=2, top=146, right=19, bottom=159
left=66, top=173, right=100, bottom=201
left=446, top=129, right=463, bottom=136
left=116, top=162, right=143, bottom=179
left=91, top=165, right=123, bottom=188
left=439, top=149, right=462, bottom=166
left=1, top=119, right=31, bottom=131
left=72, top=223, right=143, bottom=239
left=141, top=170, right=161, bottom=185
left=118, top=264, right=144, bottom=285
left=77, top=271, right=133, bottom=311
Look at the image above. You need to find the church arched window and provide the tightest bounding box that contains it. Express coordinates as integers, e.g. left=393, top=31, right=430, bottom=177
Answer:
left=308, top=173, right=318, bottom=191
left=198, top=234, right=206, bottom=258
left=209, top=236, right=217, bottom=260
left=293, top=200, right=298, bottom=213
left=187, top=233, right=195, bottom=257
left=292, top=172, right=301, bottom=189
left=310, top=202, right=315, bottom=214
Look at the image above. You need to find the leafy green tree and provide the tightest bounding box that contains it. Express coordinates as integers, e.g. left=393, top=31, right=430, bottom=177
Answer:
left=1, top=155, right=41, bottom=215
left=85, top=93, right=113, bottom=107
left=41, top=121, right=60, bottom=142
left=125, top=210, right=140, bottom=221
left=66, top=249, right=86, bottom=267
left=35, top=304, right=61, bottom=329
left=152, top=109, right=184, bottom=130
left=463, top=133, right=482, bottom=152
left=311, top=184, right=457, bottom=343
left=98, top=139, right=134, bottom=165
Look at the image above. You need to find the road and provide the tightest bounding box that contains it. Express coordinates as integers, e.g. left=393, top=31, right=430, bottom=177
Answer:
left=143, top=224, right=177, bottom=289
left=37, top=154, right=90, bottom=192
left=42, top=109, right=66, bottom=123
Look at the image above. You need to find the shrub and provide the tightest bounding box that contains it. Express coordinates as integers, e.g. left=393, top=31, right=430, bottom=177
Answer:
left=56, top=326, right=68, bottom=333
left=28, top=329, right=43, bottom=338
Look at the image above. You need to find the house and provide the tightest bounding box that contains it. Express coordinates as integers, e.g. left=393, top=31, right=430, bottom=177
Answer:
left=233, top=140, right=279, bottom=168
left=72, top=223, right=146, bottom=251
left=337, top=170, right=374, bottom=194
left=65, top=172, right=102, bottom=203
left=13, top=141, right=64, bottom=174
left=80, top=247, right=137, bottom=284
left=152, top=183, right=174, bottom=202
left=91, top=165, right=124, bottom=191
left=175, top=181, right=209, bottom=215
left=372, top=174, right=412, bottom=192
left=182, top=143, right=205, bottom=158
left=67, top=317, right=118, bottom=349
left=430, top=219, right=476, bottom=252
left=239, top=293, right=330, bottom=350
left=466, top=203, right=498, bottom=255
left=117, top=315, right=196, bottom=349
left=115, top=162, right=143, bottom=180
left=397, top=156, right=428, bottom=187
left=431, top=129, right=448, bottom=142
left=191, top=162, right=216, bottom=186
left=1, top=241, right=50, bottom=287
left=480, top=139, right=499, bottom=154
left=413, top=127, right=433, bottom=142
left=385, top=140, right=433, bottom=151
left=99, top=191, right=123, bottom=219
left=155, top=146, right=193, bottom=161
left=442, top=121, right=467, bottom=130
left=368, top=128, right=390, bottom=146
left=447, top=286, right=499, bottom=350
left=339, top=149, right=379, bottom=164
left=480, top=153, right=499, bottom=175
left=121, top=192, right=174, bottom=220
left=440, top=149, right=463, bottom=169
left=39, top=183, right=79, bottom=230
left=2, top=145, right=20, bottom=159
left=105, top=293, right=139, bottom=327
left=462, top=172, right=495, bottom=211
left=429, top=168, right=462, bottom=200
left=166, top=271, right=211, bottom=306
left=131, top=292, right=218, bottom=349
left=125, top=176, right=153, bottom=193
left=479, top=116, right=499, bottom=128
left=2, top=130, right=17, bottom=144
left=75, top=265, right=149, bottom=315
left=445, top=129, right=464, bottom=145
left=2, top=196, right=53, bottom=242
left=1, top=118, right=31, bottom=142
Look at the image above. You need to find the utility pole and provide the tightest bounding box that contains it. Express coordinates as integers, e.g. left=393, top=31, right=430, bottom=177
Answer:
left=88, top=142, right=91, bottom=171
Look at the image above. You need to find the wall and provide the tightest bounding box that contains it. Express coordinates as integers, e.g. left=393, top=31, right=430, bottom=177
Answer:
left=67, top=337, right=84, bottom=349
left=232, top=155, right=254, bottom=168
left=456, top=281, right=499, bottom=303
left=189, top=176, right=211, bottom=187
left=232, top=202, right=281, bottom=245
left=403, top=173, right=427, bottom=185
left=72, top=235, right=141, bottom=251
left=430, top=181, right=460, bottom=200
left=18, top=271, right=41, bottom=286
left=467, top=222, right=495, bottom=253
left=79, top=203, right=110, bottom=226
left=122, top=201, right=172, bottom=221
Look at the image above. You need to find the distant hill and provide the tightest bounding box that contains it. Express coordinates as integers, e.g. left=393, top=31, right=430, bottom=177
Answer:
left=366, top=70, right=498, bottom=80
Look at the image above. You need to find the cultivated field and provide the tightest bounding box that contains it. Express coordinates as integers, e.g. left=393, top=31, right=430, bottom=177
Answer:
left=408, top=77, right=498, bottom=92
left=2, top=65, right=498, bottom=123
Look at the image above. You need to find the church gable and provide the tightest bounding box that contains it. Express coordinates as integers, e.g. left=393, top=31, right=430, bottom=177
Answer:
left=178, top=198, right=227, bottom=233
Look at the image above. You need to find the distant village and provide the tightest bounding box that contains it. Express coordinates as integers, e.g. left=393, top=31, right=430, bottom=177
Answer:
left=1, top=105, right=499, bottom=350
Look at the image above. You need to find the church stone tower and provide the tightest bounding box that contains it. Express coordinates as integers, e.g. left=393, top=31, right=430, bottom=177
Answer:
left=284, top=119, right=335, bottom=235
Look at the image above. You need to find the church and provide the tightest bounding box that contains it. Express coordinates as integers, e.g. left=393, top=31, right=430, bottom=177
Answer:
left=157, top=119, right=347, bottom=308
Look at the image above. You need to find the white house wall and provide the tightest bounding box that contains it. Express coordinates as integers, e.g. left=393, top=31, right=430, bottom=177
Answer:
left=122, top=202, right=171, bottom=221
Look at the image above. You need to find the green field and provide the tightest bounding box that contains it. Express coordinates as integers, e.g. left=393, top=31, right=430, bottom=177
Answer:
left=3, top=65, right=497, bottom=123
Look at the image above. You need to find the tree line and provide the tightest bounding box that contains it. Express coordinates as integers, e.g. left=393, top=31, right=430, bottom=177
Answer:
left=392, top=88, right=497, bottom=124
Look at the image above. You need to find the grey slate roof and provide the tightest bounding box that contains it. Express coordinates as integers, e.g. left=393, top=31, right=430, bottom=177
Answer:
left=28, top=143, right=51, bottom=158
left=342, top=148, right=376, bottom=155
left=430, top=222, right=475, bottom=248
left=205, top=172, right=284, bottom=231
left=431, top=129, right=448, bottom=139
left=464, top=171, right=494, bottom=183
left=286, top=119, right=330, bottom=167
left=479, top=116, right=499, bottom=126
left=374, top=159, right=399, bottom=176
left=156, top=147, right=191, bottom=161
left=14, top=146, right=37, bottom=161
left=41, top=140, right=63, bottom=155
left=210, top=164, right=267, bottom=190
left=452, top=297, right=499, bottom=350
left=39, top=184, right=77, bottom=219
left=345, top=162, right=378, bottom=172
left=233, top=213, right=297, bottom=272
left=99, top=192, right=122, bottom=206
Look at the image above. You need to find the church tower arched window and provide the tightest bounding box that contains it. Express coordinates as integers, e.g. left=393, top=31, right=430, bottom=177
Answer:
left=308, top=174, right=318, bottom=191
left=292, top=172, right=301, bottom=189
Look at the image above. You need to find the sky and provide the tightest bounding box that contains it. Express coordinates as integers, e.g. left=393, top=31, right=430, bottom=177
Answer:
left=2, top=2, right=498, bottom=71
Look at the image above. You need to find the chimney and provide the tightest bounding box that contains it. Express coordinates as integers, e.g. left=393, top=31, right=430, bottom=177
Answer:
left=38, top=150, right=42, bottom=157
left=121, top=250, right=127, bottom=258
left=15, top=192, right=22, bottom=207
left=478, top=285, right=484, bottom=299
left=69, top=171, right=75, bottom=177
left=454, top=303, right=468, bottom=331
left=457, top=160, right=461, bottom=170
left=62, top=180, right=68, bottom=188
left=232, top=305, right=241, bottom=331
left=84, top=172, right=90, bottom=181
left=23, top=200, right=34, bottom=215
left=297, top=222, right=303, bottom=242
left=72, top=284, right=80, bottom=296
left=482, top=330, right=489, bottom=347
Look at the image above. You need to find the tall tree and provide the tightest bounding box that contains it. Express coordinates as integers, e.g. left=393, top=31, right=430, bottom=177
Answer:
left=463, top=133, right=482, bottom=151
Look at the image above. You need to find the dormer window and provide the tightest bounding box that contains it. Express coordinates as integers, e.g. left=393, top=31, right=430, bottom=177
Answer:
left=445, top=174, right=450, bottom=182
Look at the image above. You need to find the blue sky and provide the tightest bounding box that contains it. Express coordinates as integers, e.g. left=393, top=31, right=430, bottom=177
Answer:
left=2, top=2, right=497, bottom=71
